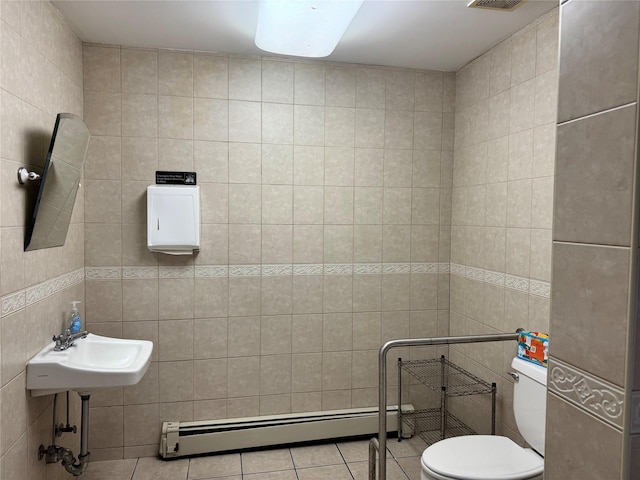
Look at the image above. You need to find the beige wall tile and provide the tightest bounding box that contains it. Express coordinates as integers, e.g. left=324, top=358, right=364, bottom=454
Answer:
left=228, top=356, right=260, bottom=397
left=326, top=65, right=356, bottom=107
left=384, top=110, right=414, bottom=149
left=194, top=277, right=229, bottom=319
left=122, top=48, right=157, bottom=94
left=510, top=24, right=536, bottom=87
left=293, top=225, right=323, bottom=263
left=194, top=317, right=228, bottom=359
left=121, top=137, right=157, bottom=181
left=194, top=97, right=228, bottom=142
left=323, top=276, right=352, bottom=313
left=229, top=185, right=261, bottom=224
left=355, top=148, right=384, bottom=186
left=260, top=354, right=291, bottom=395
left=158, top=361, right=194, bottom=402
left=545, top=393, right=621, bottom=479
left=294, top=105, right=324, bottom=146
left=229, top=57, right=261, bottom=101
left=292, top=276, right=323, bottom=314
left=294, top=63, right=325, bottom=106
left=262, top=224, right=293, bottom=264
left=325, top=107, right=355, bottom=148
left=262, top=60, right=293, bottom=104
left=263, top=185, right=293, bottom=224
left=262, top=102, right=293, bottom=145
left=558, top=0, right=640, bottom=122
left=551, top=242, right=629, bottom=387
left=229, top=100, right=261, bottom=143
left=158, top=278, right=194, bottom=320
left=352, top=276, right=382, bottom=313
left=356, top=68, right=385, bottom=108
left=194, top=358, right=227, bottom=400
left=324, top=225, right=353, bottom=263
left=123, top=403, right=160, bottom=447
left=228, top=277, right=261, bottom=317
left=325, top=147, right=354, bottom=186
left=355, top=108, right=385, bottom=149
left=123, top=278, right=158, bottom=321
left=158, top=50, right=193, bottom=97
left=261, top=276, right=293, bottom=316
left=84, top=91, right=121, bottom=136
left=229, top=225, right=261, bottom=264
left=509, top=79, right=535, bottom=134
left=158, top=95, right=192, bottom=139
left=84, top=45, right=121, bottom=93
left=194, top=53, right=228, bottom=99
left=159, top=319, right=193, bottom=361
left=382, top=225, right=411, bottom=262
left=554, top=105, right=635, bottom=246
left=489, top=39, right=511, bottom=96
left=262, top=144, right=293, bottom=185
left=294, top=145, right=324, bottom=185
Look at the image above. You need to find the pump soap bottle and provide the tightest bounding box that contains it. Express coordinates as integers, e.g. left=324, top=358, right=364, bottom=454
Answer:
left=68, top=301, right=82, bottom=334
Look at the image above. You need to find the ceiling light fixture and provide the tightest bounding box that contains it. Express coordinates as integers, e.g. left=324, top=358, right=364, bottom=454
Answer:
left=255, top=0, right=364, bottom=58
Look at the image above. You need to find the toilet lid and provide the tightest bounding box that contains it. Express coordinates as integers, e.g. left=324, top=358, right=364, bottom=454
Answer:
left=421, top=435, right=544, bottom=480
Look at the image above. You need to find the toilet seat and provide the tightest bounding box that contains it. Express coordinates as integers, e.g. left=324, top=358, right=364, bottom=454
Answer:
left=421, top=435, right=544, bottom=480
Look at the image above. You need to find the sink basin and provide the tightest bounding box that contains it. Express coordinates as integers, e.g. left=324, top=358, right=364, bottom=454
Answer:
left=27, top=334, right=153, bottom=397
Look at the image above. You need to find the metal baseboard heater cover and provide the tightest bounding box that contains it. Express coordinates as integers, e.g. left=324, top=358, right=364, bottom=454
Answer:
left=160, top=405, right=413, bottom=458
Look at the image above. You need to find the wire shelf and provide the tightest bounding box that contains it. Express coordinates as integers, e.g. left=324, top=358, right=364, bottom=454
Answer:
left=399, top=357, right=493, bottom=397
left=401, top=408, right=477, bottom=445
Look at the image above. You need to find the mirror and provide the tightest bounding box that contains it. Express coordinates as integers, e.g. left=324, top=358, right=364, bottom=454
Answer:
left=25, top=113, right=91, bottom=251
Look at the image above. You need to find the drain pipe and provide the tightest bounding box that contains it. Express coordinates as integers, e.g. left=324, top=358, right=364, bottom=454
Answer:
left=39, top=393, right=91, bottom=476
left=60, top=394, right=90, bottom=476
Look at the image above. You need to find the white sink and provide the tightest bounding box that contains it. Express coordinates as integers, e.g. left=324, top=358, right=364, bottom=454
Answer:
left=27, top=334, right=153, bottom=397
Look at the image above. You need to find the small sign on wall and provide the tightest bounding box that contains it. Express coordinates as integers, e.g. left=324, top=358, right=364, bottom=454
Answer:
left=155, top=171, right=197, bottom=185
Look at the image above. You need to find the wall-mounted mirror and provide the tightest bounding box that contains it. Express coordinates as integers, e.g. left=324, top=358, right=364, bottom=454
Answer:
left=24, top=113, right=91, bottom=251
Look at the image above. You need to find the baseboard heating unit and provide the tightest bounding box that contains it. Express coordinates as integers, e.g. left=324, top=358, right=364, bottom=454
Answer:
left=159, top=404, right=413, bottom=458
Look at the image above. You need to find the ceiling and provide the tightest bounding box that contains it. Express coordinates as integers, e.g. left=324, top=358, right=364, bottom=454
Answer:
left=52, top=0, right=557, bottom=72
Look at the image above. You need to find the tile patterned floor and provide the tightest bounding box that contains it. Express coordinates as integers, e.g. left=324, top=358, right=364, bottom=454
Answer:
left=81, top=437, right=428, bottom=480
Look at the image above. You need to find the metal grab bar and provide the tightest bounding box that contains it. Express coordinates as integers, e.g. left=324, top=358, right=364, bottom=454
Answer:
left=368, top=330, right=523, bottom=480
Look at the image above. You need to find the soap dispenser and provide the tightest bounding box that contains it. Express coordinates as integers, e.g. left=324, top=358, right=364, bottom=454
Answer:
left=68, top=301, right=82, bottom=334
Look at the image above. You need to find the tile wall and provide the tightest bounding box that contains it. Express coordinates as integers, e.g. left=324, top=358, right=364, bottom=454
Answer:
left=81, top=45, right=455, bottom=460
left=447, top=9, right=558, bottom=439
left=547, top=1, right=640, bottom=478
left=0, top=1, right=85, bottom=479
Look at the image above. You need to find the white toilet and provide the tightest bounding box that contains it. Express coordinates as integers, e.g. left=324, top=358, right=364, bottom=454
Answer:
left=420, top=357, right=547, bottom=480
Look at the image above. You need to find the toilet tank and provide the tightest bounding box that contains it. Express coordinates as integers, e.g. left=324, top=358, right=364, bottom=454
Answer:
left=511, top=357, right=547, bottom=455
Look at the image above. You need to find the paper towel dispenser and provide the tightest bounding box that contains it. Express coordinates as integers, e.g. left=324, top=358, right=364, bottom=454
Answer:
left=147, top=185, right=200, bottom=255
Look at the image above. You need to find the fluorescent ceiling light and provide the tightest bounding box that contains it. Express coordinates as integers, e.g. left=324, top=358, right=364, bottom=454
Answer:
left=255, top=0, right=364, bottom=58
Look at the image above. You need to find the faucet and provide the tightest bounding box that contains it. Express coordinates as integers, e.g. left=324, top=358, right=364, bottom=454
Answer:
left=53, top=329, right=88, bottom=351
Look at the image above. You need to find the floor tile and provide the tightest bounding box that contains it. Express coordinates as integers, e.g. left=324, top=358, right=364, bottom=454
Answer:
left=82, top=458, right=138, bottom=480
left=188, top=454, right=242, bottom=479
left=396, top=456, right=421, bottom=480
left=296, top=463, right=353, bottom=480
left=244, top=470, right=297, bottom=480
left=133, top=456, right=189, bottom=480
left=386, top=436, right=427, bottom=459
left=349, top=459, right=410, bottom=480
left=241, top=448, right=294, bottom=474
left=290, top=443, right=345, bottom=468
left=337, top=439, right=371, bottom=463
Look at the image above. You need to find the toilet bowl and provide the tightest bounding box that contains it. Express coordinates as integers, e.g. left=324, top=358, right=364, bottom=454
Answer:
left=420, top=357, right=547, bottom=480
left=420, top=435, right=543, bottom=480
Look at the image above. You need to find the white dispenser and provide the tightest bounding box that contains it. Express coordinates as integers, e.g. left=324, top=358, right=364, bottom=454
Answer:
left=147, top=185, right=200, bottom=255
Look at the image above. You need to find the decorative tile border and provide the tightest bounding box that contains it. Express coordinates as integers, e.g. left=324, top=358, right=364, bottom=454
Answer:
left=123, top=267, right=158, bottom=279
left=85, top=266, right=121, bottom=279
left=87, top=263, right=450, bottom=279
left=1, top=268, right=84, bottom=318
left=548, top=357, right=624, bottom=430
left=450, top=263, right=551, bottom=298
left=1, top=291, right=25, bottom=318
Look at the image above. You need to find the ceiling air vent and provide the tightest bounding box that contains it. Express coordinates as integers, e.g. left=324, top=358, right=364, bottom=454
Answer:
left=468, top=0, right=527, bottom=11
